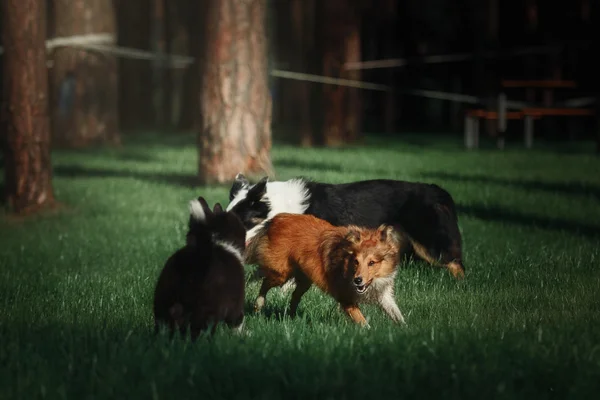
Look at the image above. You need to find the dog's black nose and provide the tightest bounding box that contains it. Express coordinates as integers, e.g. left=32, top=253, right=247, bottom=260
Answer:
left=354, top=277, right=363, bottom=285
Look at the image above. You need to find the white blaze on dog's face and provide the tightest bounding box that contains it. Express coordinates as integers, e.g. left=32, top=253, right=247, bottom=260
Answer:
left=346, top=225, right=401, bottom=295
left=226, top=176, right=270, bottom=231
left=226, top=174, right=311, bottom=237
left=226, top=173, right=251, bottom=211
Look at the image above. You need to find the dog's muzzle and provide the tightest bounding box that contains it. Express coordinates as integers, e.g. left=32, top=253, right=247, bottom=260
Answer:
left=354, top=277, right=367, bottom=294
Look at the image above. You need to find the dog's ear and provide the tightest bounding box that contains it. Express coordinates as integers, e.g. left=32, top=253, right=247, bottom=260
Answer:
left=247, top=176, right=268, bottom=202
left=230, top=173, right=249, bottom=200
left=344, top=229, right=361, bottom=244
left=235, top=173, right=249, bottom=185
left=189, top=196, right=212, bottom=223
left=198, top=196, right=213, bottom=217
left=378, top=224, right=402, bottom=247
left=213, top=203, right=223, bottom=214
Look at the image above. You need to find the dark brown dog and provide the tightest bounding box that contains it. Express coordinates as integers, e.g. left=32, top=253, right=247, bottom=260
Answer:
left=153, top=197, right=246, bottom=340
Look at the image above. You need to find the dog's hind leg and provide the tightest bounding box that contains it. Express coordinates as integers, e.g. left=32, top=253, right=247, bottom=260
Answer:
left=255, top=276, right=286, bottom=313
left=410, top=239, right=465, bottom=279
left=289, top=274, right=311, bottom=318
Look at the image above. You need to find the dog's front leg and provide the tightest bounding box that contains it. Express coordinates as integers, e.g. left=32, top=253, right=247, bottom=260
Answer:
left=378, top=288, right=406, bottom=325
left=342, top=304, right=370, bottom=328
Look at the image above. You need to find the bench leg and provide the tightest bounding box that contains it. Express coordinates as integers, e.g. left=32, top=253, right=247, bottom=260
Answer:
left=496, top=135, right=505, bottom=150
left=497, top=93, right=507, bottom=133
left=524, top=116, right=534, bottom=149
left=473, top=118, right=480, bottom=148
left=464, top=115, right=474, bottom=149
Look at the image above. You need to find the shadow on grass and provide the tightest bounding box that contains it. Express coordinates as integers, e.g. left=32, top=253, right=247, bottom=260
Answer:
left=3, top=317, right=596, bottom=399
left=457, top=203, right=600, bottom=239
left=423, top=171, right=600, bottom=201
left=54, top=164, right=200, bottom=188
left=244, top=303, right=291, bottom=322
left=112, top=150, right=159, bottom=163
left=275, top=158, right=344, bottom=173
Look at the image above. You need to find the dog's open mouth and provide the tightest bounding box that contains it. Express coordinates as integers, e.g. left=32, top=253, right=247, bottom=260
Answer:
left=355, top=283, right=368, bottom=294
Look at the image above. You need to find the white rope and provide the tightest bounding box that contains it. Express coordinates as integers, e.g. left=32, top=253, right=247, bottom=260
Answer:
left=270, top=69, right=391, bottom=92
left=557, top=97, right=596, bottom=107
left=65, top=42, right=194, bottom=67
left=3, top=36, right=592, bottom=109
left=0, top=33, right=114, bottom=55
left=344, top=44, right=561, bottom=71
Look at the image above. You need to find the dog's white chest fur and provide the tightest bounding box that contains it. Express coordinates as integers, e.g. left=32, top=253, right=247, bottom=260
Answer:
left=360, top=274, right=396, bottom=304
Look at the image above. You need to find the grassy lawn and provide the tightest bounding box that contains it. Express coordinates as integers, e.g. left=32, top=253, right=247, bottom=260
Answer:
left=1, top=132, right=600, bottom=399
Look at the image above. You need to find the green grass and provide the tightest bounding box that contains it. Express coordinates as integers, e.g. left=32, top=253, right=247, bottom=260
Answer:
left=1, top=132, right=600, bottom=399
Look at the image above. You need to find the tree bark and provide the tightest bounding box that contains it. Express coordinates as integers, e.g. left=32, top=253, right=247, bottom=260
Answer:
left=1, top=0, right=55, bottom=213
left=289, top=0, right=317, bottom=146
left=152, top=0, right=169, bottom=129
left=198, top=0, right=273, bottom=184
left=178, top=0, right=204, bottom=131
left=485, top=0, right=499, bottom=140
left=115, top=0, right=154, bottom=130
left=165, top=0, right=186, bottom=129
left=344, top=24, right=362, bottom=143
left=321, top=0, right=362, bottom=147
left=51, top=0, right=119, bottom=147
left=383, top=13, right=397, bottom=135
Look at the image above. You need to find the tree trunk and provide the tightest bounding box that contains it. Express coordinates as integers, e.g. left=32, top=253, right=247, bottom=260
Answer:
left=178, top=0, right=204, bottom=131
left=51, top=0, right=119, bottom=147
left=344, top=22, right=362, bottom=143
left=198, top=0, right=273, bottom=184
left=383, top=19, right=397, bottom=135
left=524, top=0, right=538, bottom=103
left=165, top=0, right=187, bottom=129
left=289, top=0, right=317, bottom=147
left=321, top=0, right=361, bottom=147
left=116, top=0, right=153, bottom=130
left=152, top=0, right=169, bottom=129
left=1, top=0, right=55, bottom=213
left=485, top=0, right=499, bottom=140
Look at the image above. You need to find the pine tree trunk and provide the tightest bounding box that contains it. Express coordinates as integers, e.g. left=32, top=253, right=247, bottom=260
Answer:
left=165, top=0, right=186, bottom=129
left=289, top=0, right=316, bottom=147
left=152, top=0, right=169, bottom=129
left=1, top=0, right=55, bottom=214
left=178, top=0, right=204, bottom=131
left=344, top=22, right=362, bottom=143
left=484, top=0, right=499, bottom=140
left=116, top=0, right=153, bottom=130
left=198, top=0, right=273, bottom=184
left=321, top=0, right=361, bottom=147
left=51, top=0, right=119, bottom=147
left=321, top=0, right=347, bottom=147
left=381, top=0, right=397, bottom=134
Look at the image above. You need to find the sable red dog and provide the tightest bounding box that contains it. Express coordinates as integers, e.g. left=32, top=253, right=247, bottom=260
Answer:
left=245, top=213, right=407, bottom=327
left=227, top=175, right=465, bottom=279
left=153, top=197, right=246, bottom=340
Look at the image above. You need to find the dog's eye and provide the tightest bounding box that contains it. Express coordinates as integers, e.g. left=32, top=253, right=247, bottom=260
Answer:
left=368, top=260, right=375, bottom=266
left=353, top=259, right=359, bottom=266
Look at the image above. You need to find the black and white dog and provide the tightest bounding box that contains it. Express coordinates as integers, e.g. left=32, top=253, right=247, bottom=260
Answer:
left=226, top=174, right=465, bottom=278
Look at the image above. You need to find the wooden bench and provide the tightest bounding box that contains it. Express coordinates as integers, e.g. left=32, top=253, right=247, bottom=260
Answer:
left=520, top=107, right=596, bottom=148
left=464, top=109, right=525, bottom=149
left=495, top=80, right=592, bottom=149
left=501, top=80, right=577, bottom=89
